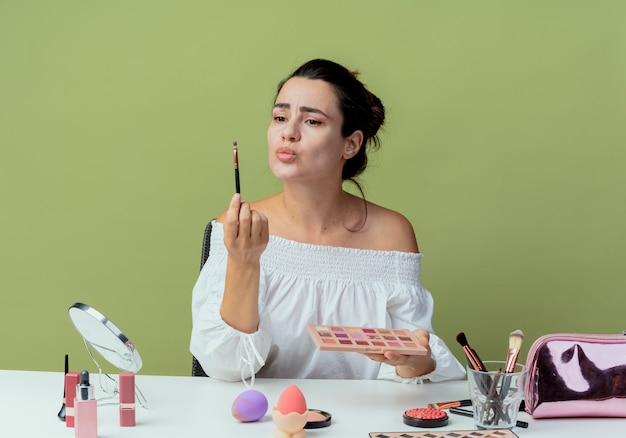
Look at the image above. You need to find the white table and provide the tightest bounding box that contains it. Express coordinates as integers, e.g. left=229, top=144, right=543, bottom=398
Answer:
left=1, top=370, right=624, bottom=437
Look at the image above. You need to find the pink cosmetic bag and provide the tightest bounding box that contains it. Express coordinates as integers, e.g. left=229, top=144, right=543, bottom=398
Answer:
left=524, top=333, right=626, bottom=418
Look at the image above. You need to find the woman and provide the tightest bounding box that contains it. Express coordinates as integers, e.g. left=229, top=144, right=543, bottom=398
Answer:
left=190, top=59, right=465, bottom=383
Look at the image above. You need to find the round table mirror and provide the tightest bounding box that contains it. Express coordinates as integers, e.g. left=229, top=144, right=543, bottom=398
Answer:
left=68, top=302, right=142, bottom=373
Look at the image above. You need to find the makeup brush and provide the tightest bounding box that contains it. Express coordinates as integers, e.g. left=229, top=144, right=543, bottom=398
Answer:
left=427, top=399, right=472, bottom=410
left=233, top=141, right=240, bottom=194
left=504, top=329, right=524, bottom=373
left=456, top=332, right=486, bottom=372
left=457, top=332, right=492, bottom=397
left=500, top=329, right=524, bottom=398
left=57, top=354, right=68, bottom=421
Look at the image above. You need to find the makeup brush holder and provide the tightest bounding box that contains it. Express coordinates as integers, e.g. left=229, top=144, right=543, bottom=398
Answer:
left=467, top=361, right=527, bottom=430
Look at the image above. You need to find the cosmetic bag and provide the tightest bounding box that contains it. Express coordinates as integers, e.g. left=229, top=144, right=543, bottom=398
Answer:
left=524, top=332, right=626, bottom=418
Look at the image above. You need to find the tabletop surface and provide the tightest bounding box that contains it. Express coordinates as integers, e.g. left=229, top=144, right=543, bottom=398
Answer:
left=1, top=369, right=624, bottom=437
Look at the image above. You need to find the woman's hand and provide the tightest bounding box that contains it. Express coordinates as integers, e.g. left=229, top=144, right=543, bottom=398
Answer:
left=364, top=329, right=436, bottom=378
left=223, top=193, right=269, bottom=264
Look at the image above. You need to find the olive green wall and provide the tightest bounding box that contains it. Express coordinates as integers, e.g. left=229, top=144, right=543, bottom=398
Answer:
left=2, top=1, right=625, bottom=376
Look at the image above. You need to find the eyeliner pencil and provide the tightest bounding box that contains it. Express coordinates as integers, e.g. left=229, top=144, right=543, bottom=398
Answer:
left=233, top=141, right=240, bottom=194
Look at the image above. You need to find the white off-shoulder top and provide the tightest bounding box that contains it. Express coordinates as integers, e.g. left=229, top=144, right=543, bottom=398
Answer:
left=190, top=221, right=465, bottom=383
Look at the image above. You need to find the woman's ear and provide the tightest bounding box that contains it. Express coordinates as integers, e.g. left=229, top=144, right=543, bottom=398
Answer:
left=343, top=130, right=364, bottom=159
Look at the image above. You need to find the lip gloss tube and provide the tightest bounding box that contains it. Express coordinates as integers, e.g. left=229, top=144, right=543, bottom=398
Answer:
left=119, top=372, right=136, bottom=427
left=75, top=370, right=98, bottom=438
left=65, top=372, right=81, bottom=428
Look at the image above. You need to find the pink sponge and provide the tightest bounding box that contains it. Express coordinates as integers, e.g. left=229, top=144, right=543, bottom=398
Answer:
left=276, top=384, right=307, bottom=415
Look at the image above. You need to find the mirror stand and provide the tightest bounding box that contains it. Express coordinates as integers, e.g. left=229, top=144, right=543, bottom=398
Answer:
left=82, top=338, right=149, bottom=408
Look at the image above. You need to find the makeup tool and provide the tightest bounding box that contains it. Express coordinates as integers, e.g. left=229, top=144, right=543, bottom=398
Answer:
left=65, top=371, right=81, bottom=428
left=455, top=332, right=486, bottom=371
left=307, top=324, right=427, bottom=355
left=74, top=370, right=97, bottom=438
left=58, top=354, right=69, bottom=421
left=369, top=430, right=520, bottom=438
left=119, top=372, right=136, bottom=427
left=504, top=330, right=524, bottom=373
left=427, top=399, right=471, bottom=410
left=232, top=389, right=268, bottom=423
left=483, top=367, right=506, bottom=424
left=457, top=331, right=492, bottom=398
left=272, top=384, right=308, bottom=438
left=487, top=368, right=502, bottom=399
left=500, top=330, right=524, bottom=397
left=449, top=407, right=528, bottom=429
left=233, top=141, right=240, bottom=194
left=402, top=407, right=448, bottom=428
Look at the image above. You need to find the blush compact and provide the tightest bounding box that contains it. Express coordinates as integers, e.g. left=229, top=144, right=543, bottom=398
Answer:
left=403, top=407, right=449, bottom=428
left=304, top=409, right=332, bottom=429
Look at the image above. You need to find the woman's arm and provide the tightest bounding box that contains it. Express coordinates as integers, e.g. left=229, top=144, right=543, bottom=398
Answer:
left=219, top=194, right=269, bottom=333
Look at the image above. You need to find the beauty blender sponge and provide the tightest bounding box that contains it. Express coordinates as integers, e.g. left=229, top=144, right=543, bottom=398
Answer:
left=276, top=384, right=307, bottom=414
left=232, top=389, right=268, bottom=422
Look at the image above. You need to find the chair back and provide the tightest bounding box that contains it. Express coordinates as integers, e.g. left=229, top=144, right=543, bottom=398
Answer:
left=191, top=220, right=214, bottom=377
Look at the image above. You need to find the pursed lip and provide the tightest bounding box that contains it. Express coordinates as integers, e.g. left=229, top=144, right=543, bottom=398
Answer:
left=276, top=147, right=296, bottom=163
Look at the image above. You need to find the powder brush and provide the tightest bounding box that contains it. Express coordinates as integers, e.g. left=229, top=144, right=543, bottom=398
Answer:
left=456, top=332, right=486, bottom=372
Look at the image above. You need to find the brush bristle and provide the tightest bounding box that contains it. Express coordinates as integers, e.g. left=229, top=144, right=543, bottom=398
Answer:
left=233, top=141, right=238, bottom=147
left=456, top=332, right=468, bottom=347
left=509, top=329, right=524, bottom=349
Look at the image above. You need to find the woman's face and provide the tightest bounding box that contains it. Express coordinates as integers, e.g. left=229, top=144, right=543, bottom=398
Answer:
left=267, top=77, right=361, bottom=184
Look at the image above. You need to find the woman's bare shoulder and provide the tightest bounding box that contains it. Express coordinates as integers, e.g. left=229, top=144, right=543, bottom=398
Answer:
left=365, top=201, right=420, bottom=253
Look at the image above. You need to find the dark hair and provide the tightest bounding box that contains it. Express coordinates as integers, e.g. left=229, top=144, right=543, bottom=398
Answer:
left=276, top=59, right=385, bottom=181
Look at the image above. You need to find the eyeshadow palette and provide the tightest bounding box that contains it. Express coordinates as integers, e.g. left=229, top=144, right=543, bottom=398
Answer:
left=369, top=430, right=519, bottom=438
left=306, top=324, right=427, bottom=355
